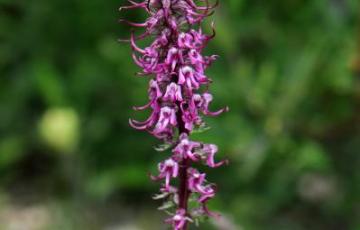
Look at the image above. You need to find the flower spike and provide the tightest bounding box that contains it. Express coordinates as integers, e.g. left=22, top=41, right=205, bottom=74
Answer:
left=120, top=0, right=228, bottom=229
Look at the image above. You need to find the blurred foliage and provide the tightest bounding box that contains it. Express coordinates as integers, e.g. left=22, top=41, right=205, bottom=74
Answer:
left=0, top=0, right=360, bottom=229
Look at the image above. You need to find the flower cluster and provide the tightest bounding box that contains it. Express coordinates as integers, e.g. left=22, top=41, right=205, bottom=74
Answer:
left=120, top=0, right=228, bottom=229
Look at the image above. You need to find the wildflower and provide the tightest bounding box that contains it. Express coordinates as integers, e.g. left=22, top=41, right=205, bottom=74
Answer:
left=164, top=83, right=183, bottom=102
left=173, top=133, right=201, bottom=161
left=153, top=106, right=177, bottom=137
left=151, top=158, right=179, bottom=191
left=178, top=66, right=200, bottom=91
left=178, top=32, right=193, bottom=49
left=202, top=144, right=228, bottom=168
left=120, top=0, right=228, bottom=228
left=165, top=47, right=183, bottom=72
left=165, top=209, right=192, bottom=230
left=133, top=80, right=162, bottom=111
left=200, top=92, right=229, bottom=116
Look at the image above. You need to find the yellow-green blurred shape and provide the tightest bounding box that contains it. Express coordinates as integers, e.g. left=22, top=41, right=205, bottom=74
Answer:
left=39, top=108, right=80, bottom=153
left=0, top=137, right=24, bottom=168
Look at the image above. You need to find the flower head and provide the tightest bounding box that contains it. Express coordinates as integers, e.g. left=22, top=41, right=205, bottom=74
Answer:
left=120, top=0, right=228, bottom=228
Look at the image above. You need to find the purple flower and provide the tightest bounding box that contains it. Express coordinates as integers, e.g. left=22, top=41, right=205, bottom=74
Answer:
left=120, top=0, right=228, bottom=228
left=151, top=158, right=179, bottom=191
left=180, top=98, right=202, bottom=131
left=164, top=83, right=183, bottom=102
left=165, top=209, right=192, bottom=230
left=188, top=49, right=205, bottom=72
left=187, top=168, right=206, bottom=192
left=165, top=47, right=183, bottom=72
left=132, top=46, right=162, bottom=74
left=173, top=133, right=201, bottom=161
left=153, top=106, right=177, bottom=137
left=187, top=168, right=215, bottom=200
left=129, top=106, right=159, bottom=130
left=133, top=80, right=162, bottom=111
left=178, top=66, right=200, bottom=91
left=197, top=92, right=229, bottom=116
left=178, top=32, right=193, bottom=49
left=202, top=144, right=228, bottom=168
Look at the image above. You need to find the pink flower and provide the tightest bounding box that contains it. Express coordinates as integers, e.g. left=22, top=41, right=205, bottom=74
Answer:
left=151, top=158, right=179, bottom=191
left=201, top=92, right=229, bottom=116
left=133, top=80, right=162, bottom=111
left=188, top=168, right=216, bottom=203
left=173, top=133, right=201, bottom=161
left=164, top=83, right=183, bottom=102
left=165, top=209, right=191, bottom=230
left=178, top=66, right=200, bottom=91
left=202, top=144, right=228, bottom=168
left=178, top=32, right=193, bottom=49
left=165, top=47, right=183, bottom=72
left=121, top=0, right=228, bottom=228
left=188, top=49, right=205, bottom=72
left=153, top=106, right=177, bottom=136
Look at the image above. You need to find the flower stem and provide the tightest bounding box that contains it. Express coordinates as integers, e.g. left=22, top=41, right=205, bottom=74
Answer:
left=179, top=158, right=190, bottom=230
left=177, top=102, right=190, bottom=230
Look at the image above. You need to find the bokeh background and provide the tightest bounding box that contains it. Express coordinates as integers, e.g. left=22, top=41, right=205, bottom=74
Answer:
left=1, top=0, right=360, bottom=229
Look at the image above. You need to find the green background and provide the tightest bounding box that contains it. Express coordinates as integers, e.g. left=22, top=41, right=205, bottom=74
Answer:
left=0, top=0, right=359, bottom=229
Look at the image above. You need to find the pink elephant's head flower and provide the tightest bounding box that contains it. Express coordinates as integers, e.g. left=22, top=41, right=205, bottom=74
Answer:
left=151, top=158, right=179, bottom=191
left=166, top=209, right=192, bottom=230
left=120, top=0, right=228, bottom=229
